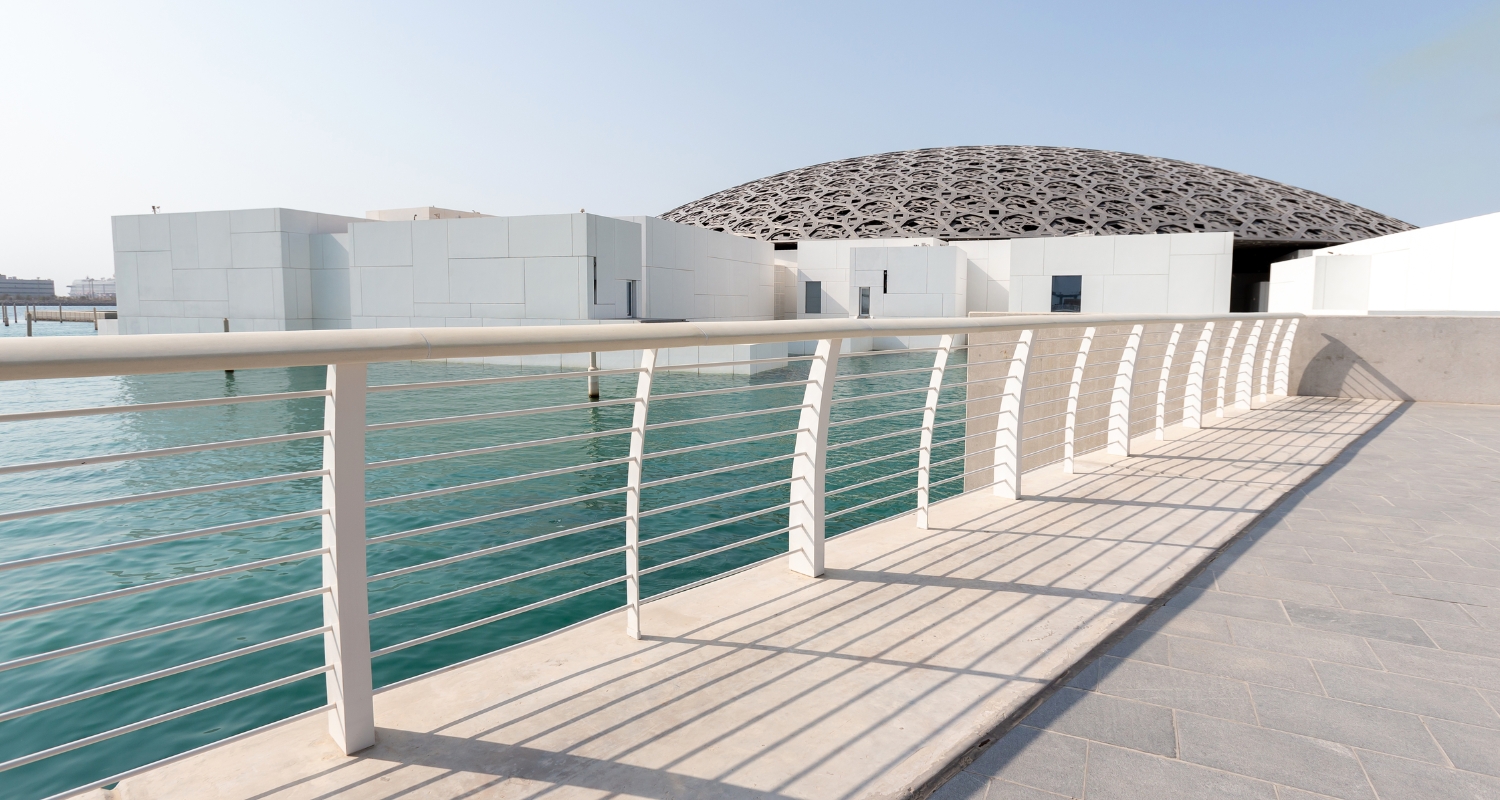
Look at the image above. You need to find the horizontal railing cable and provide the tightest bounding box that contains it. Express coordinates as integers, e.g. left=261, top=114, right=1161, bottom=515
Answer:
left=826, top=487, right=918, bottom=520
left=827, top=425, right=924, bottom=451
left=0, top=587, right=328, bottom=675
left=0, top=508, right=328, bottom=573
left=639, top=477, right=795, bottom=519
left=0, top=469, right=327, bottom=525
left=370, top=543, right=628, bottom=620
left=0, top=665, right=333, bottom=774
left=365, top=426, right=633, bottom=470
left=639, top=526, right=791, bottom=576
left=827, top=466, right=920, bottom=498
left=640, top=502, right=793, bottom=548
left=367, top=396, right=637, bottom=432
left=645, top=403, right=808, bottom=431
left=0, top=548, right=328, bottom=625
left=655, top=354, right=816, bottom=371
left=643, top=428, right=801, bottom=461
left=0, top=430, right=329, bottom=477
left=826, top=446, right=922, bottom=475
left=0, top=390, right=331, bottom=425
left=648, top=380, right=814, bottom=403
left=368, top=367, right=642, bottom=393
left=366, top=457, right=630, bottom=508
left=367, top=490, right=627, bottom=545
left=640, top=452, right=794, bottom=489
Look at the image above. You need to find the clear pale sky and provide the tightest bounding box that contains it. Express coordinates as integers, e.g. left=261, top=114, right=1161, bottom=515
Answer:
left=1, top=1, right=1496, bottom=286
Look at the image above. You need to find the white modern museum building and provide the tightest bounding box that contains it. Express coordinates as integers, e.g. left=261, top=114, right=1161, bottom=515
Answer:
left=108, top=146, right=1499, bottom=358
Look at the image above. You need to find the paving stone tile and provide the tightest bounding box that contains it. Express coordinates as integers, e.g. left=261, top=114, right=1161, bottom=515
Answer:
left=1248, top=559, right=1386, bottom=592
left=1317, top=510, right=1426, bottom=531
left=1367, top=639, right=1500, bottom=691
left=1106, top=629, right=1169, bottom=665
left=1394, top=526, right=1500, bottom=551
left=1168, top=637, right=1323, bottom=693
left=1225, top=617, right=1381, bottom=668
left=1376, top=573, right=1500, bottom=607
left=1092, top=656, right=1256, bottom=722
left=1328, top=585, right=1477, bottom=627
left=1356, top=749, right=1500, bottom=800
left=1067, top=660, right=1100, bottom=690
left=1284, top=519, right=1389, bottom=541
left=987, top=779, right=1071, bottom=800
left=1137, top=607, right=1235, bottom=643
left=1226, top=541, right=1314, bottom=563
left=1214, top=573, right=1340, bottom=607
left=1419, top=561, right=1500, bottom=589
left=967, top=724, right=1086, bottom=797
left=1424, top=718, right=1500, bottom=779
left=1413, top=618, right=1500, bottom=659
left=1313, top=663, right=1500, bottom=728
left=1272, top=786, right=1354, bottom=800
left=931, top=770, right=991, bottom=800
left=1464, top=603, right=1500, bottom=630
left=1458, top=549, right=1500, bottom=571
left=1345, top=538, right=1469, bottom=565
left=1081, top=742, right=1276, bottom=800
left=1248, top=685, right=1446, bottom=763
left=1165, top=588, right=1290, bottom=624
left=1259, top=530, right=1354, bottom=552
left=1174, top=712, right=1376, bottom=800
left=1281, top=600, right=1436, bottom=647
left=1023, top=688, right=1176, bottom=757
left=1303, top=549, right=1429, bottom=578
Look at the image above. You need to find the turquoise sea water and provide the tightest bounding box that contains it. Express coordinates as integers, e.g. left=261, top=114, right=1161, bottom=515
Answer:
left=0, top=320, right=969, bottom=799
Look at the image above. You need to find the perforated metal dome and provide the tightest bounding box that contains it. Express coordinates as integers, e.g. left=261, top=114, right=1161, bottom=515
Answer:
left=661, top=145, right=1413, bottom=245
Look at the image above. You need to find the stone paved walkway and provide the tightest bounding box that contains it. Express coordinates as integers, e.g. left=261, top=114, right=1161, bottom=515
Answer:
left=935, top=402, right=1500, bottom=800
left=82, top=396, right=1396, bottom=800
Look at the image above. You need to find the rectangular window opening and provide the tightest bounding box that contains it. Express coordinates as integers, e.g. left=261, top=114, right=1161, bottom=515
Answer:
left=858, top=286, right=871, bottom=318
left=1051, top=275, right=1082, bottom=313
left=805, top=281, right=822, bottom=314
left=882, top=270, right=888, bottom=293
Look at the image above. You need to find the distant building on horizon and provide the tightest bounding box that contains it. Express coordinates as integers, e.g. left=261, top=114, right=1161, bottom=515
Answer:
left=68, top=276, right=116, bottom=297
left=0, top=274, right=55, bottom=298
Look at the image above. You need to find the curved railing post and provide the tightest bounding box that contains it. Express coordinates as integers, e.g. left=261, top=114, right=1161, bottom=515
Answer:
left=1258, top=319, right=1283, bottom=401
left=1216, top=320, right=1242, bottom=419
left=916, top=334, right=954, bottom=530
left=1236, top=319, right=1263, bottom=411
left=322, top=363, right=374, bottom=755
left=1155, top=323, right=1183, bottom=440
left=1182, top=321, right=1213, bottom=429
left=1062, top=326, right=1095, bottom=474
left=625, top=349, right=656, bottom=639
left=1273, top=318, right=1299, bottom=397
left=1107, top=324, right=1143, bottom=456
left=789, top=338, right=841, bottom=577
left=992, top=329, right=1033, bottom=500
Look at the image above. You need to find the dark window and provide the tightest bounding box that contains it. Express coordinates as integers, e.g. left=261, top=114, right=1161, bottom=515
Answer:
left=883, top=269, right=888, bottom=293
left=626, top=281, right=635, bottom=318
left=1051, top=275, right=1082, bottom=312
left=805, top=281, right=822, bottom=314
left=774, top=242, right=798, bottom=251
left=858, top=287, right=871, bottom=317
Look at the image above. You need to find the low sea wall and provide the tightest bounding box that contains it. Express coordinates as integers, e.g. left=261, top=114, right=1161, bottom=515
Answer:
left=1289, top=315, right=1500, bottom=404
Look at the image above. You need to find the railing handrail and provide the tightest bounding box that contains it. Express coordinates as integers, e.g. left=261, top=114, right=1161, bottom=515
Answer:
left=0, top=313, right=1301, bottom=381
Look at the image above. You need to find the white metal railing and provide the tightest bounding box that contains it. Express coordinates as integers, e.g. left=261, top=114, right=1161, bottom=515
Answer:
left=0, top=312, right=1299, bottom=797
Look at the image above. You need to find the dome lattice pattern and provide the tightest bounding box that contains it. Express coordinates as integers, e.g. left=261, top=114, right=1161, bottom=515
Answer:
left=661, top=145, right=1413, bottom=244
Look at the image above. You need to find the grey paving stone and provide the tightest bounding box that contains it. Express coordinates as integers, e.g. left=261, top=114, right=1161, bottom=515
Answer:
left=1106, top=629, right=1169, bottom=665
left=1067, top=660, right=1099, bottom=690
left=1318, top=510, right=1426, bottom=531
left=1259, top=530, right=1354, bottom=552
left=1281, top=600, right=1436, bottom=646
left=967, top=724, right=1086, bottom=797
left=1092, top=656, right=1256, bottom=722
left=1419, top=618, right=1500, bottom=659
left=1366, top=639, right=1500, bottom=691
left=1356, top=748, right=1500, bottom=800
left=1304, top=549, right=1429, bottom=578
left=1424, top=718, right=1500, bottom=778
left=1081, top=742, right=1276, bottom=800
left=1214, top=573, right=1340, bottom=607
left=1273, top=786, right=1352, bottom=800
left=1249, top=559, right=1386, bottom=592
left=1346, top=538, right=1469, bottom=565
left=1419, top=561, right=1500, bottom=589
left=1168, top=637, right=1323, bottom=694
left=1023, top=688, right=1176, bottom=757
left=1174, top=712, right=1375, bottom=800
left=1284, top=519, right=1388, bottom=541
left=1138, top=607, right=1235, bottom=643
left=1313, top=662, right=1500, bottom=728
left=1393, top=527, right=1500, bottom=552
left=1247, top=685, right=1446, bottom=763
left=1328, top=585, right=1477, bottom=627
left=1464, top=603, right=1500, bottom=630
left=1225, top=617, right=1381, bottom=668
left=1226, top=541, right=1314, bottom=563
left=987, top=779, right=1071, bottom=800
left=1458, top=550, right=1500, bottom=572
left=931, top=770, right=991, bottom=800
left=1375, top=573, right=1500, bottom=607
left=1165, top=588, right=1290, bottom=624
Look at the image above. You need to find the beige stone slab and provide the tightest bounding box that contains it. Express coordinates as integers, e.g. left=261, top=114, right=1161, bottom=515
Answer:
left=84, top=397, right=1397, bottom=800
